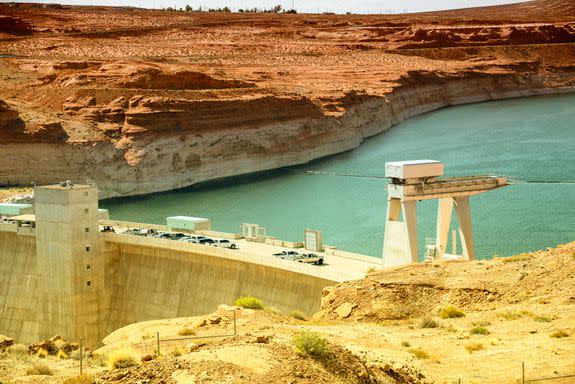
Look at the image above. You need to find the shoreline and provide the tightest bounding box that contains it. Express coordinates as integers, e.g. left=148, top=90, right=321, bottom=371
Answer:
left=2, top=76, right=575, bottom=201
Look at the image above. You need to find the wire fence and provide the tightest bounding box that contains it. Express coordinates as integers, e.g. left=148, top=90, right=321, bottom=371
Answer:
left=522, top=362, right=575, bottom=383
left=154, top=309, right=237, bottom=356
left=73, top=331, right=573, bottom=383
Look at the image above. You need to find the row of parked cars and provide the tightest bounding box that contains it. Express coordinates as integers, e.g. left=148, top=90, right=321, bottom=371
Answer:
left=104, top=226, right=238, bottom=249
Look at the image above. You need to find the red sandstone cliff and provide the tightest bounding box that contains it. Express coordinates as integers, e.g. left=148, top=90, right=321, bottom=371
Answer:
left=0, top=0, right=573, bottom=197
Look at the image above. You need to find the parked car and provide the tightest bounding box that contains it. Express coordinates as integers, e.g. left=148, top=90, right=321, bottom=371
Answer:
left=197, top=238, right=215, bottom=245
left=182, top=235, right=208, bottom=243
left=100, top=225, right=114, bottom=233
left=273, top=250, right=300, bottom=258
left=273, top=250, right=324, bottom=265
left=212, top=239, right=237, bottom=249
left=139, top=228, right=157, bottom=236
left=299, top=253, right=324, bottom=265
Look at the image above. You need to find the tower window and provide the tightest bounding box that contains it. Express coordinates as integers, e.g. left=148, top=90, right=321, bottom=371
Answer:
left=85, top=227, right=89, bottom=233
left=84, top=208, right=89, bottom=214
left=84, top=191, right=89, bottom=197
left=86, top=264, right=91, bottom=270
left=87, top=281, right=91, bottom=286
left=85, top=246, right=90, bottom=252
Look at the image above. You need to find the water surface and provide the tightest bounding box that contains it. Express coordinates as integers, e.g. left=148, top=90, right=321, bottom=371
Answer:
left=102, top=93, right=575, bottom=259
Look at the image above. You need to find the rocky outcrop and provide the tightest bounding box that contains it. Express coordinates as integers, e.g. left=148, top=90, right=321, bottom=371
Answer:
left=0, top=100, right=22, bottom=130
left=1, top=66, right=573, bottom=198
left=0, top=100, right=67, bottom=144
left=122, top=95, right=324, bottom=135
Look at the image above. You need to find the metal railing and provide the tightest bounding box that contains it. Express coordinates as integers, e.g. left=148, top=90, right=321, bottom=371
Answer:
left=155, top=309, right=237, bottom=356
left=522, top=362, right=575, bottom=383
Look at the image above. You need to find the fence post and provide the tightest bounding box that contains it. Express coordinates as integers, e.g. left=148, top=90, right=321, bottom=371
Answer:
left=156, top=332, right=160, bottom=356
left=522, top=362, right=525, bottom=384
left=79, top=337, right=83, bottom=375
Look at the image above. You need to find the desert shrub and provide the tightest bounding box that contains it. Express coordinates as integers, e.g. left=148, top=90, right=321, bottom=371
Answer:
left=498, top=310, right=532, bottom=320
left=420, top=318, right=439, bottom=328
left=439, top=306, right=465, bottom=319
left=292, top=331, right=328, bottom=359
left=26, top=363, right=53, bottom=375
left=264, top=306, right=282, bottom=315
left=290, top=310, right=307, bottom=321
left=106, top=348, right=139, bottom=369
left=470, top=326, right=490, bottom=335
left=443, top=324, right=458, bottom=333
left=62, top=374, right=93, bottom=384
left=7, top=343, right=29, bottom=356
left=178, top=327, right=196, bottom=336
left=36, top=347, right=48, bottom=358
left=549, top=330, right=569, bottom=338
left=235, top=296, right=264, bottom=309
left=472, top=320, right=491, bottom=326
left=489, top=338, right=499, bottom=346
left=501, top=254, right=533, bottom=263
left=465, top=342, right=484, bottom=353
left=533, top=315, right=553, bottom=323
left=57, top=349, right=68, bottom=359
left=401, top=341, right=411, bottom=347
left=70, top=349, right=83, bottom=360
left=407, top=348, right=429, bottom=359
left=171, top=348, right=183, bottom=357
left=365, top=266, right=376, bottom=275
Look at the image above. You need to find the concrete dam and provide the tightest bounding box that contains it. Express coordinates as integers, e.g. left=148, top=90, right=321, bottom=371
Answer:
left=0, top=183, right=378, bottom=347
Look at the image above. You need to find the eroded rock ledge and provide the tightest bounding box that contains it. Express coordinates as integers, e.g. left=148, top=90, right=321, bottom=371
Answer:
left=1, top=65, right=573, bottom=198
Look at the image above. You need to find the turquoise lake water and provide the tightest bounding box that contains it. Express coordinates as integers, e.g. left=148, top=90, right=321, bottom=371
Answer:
left=102, top=93, right=575, bottom=259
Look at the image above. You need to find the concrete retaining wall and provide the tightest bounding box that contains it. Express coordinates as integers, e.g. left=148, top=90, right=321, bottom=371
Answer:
left=0, top=230, right=333, bottom=345
left=0, top=232, right=39, bottom=342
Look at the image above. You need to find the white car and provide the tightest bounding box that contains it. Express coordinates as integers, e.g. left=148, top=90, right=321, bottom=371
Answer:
left=212, top=239, right=237, bottom=249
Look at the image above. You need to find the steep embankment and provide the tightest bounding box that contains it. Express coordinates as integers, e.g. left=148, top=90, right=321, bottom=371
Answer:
left=0, top=1, right=574, bottom=197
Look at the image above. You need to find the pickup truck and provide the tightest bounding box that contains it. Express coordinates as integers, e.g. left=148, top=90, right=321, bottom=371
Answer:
left=273, top=251, right=324, bottom=265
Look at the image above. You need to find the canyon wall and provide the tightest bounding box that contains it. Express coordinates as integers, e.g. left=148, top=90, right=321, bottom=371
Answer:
left=1, top=69, right=573, bottom=198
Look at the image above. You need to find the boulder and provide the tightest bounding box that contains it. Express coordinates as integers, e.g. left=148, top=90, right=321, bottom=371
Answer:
left=335, top=302, right=355, bottom=318
left=0, top=335, right=14, bottom=350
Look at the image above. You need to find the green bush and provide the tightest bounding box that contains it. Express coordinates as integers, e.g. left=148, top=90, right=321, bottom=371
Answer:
left=470, top=326, right=490, bottom=335
left=235, top=296, right=264, bottom=309
left=549, top=329, right=569, bottom=338
left=290, top=310, right=307, bottom=321
left=439, top=306, right=465, bottom=319
left=419, top=318, right=439, bottom=328
left=106, top=348, right=139, bottom=369
left=178, top=327, right=196, bottom=336
left=292, top=331, right=328, bottom=358
left=465, top=342, right=484, bottom=353
left=26, top=363, right=53, bottom=375
left=498, top=310, right=532, bottom=320
left=407, top=348, right=429, bottom=359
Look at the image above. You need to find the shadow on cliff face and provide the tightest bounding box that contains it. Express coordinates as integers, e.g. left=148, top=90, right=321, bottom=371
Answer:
left=0, top=16, right=34, bottom=35
left=0, top=100, right=68, bottom=143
